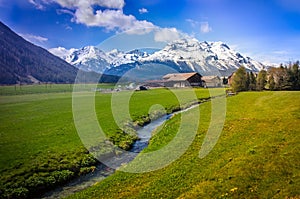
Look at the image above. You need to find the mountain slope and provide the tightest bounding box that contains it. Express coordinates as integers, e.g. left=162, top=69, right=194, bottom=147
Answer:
left=0, top=21, right=79, bottom=84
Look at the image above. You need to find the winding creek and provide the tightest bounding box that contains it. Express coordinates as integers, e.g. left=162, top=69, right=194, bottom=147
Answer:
left=41, top=103, right=201, bottom=199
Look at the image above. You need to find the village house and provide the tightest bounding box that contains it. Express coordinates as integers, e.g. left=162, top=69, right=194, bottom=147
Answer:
left=202, top=76, right=222, bottom=87
left=162, top=72, right=202, bottom=87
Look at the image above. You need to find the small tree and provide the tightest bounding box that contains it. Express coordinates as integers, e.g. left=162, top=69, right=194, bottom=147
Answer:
left=268, top=61, right=300, bottom=91
left=232, top=66, right=247, bottom=92
left=268, top=74, right=275, bottom=90
left=279, top=67, right=290, bottom=90
left=248, top=72, right=256, bottom=91
left=246, top=72, right=250, bottom=90
left=289, top=61, right=300, bottom=90
left=256, top=70, right=267, bottom=91
left=222, top=76, right=228, bottom=85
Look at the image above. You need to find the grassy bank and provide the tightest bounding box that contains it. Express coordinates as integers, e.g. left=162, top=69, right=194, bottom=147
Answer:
left=69, top=91, right=300, bottom=199
left=0, top=86, right=212, bottom=198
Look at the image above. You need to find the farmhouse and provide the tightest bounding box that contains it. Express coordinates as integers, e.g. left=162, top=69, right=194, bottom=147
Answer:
left=162, top=72, right=202, bottom=87
left=202, top=76, right=222, bottom=87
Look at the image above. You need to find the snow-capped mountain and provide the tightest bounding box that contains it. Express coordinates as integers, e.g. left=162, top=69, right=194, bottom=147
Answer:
left=49, top=46, right=150, bottom=73
left=107, top=49, right=150, bottom=67
left=142, top=39, right=264, bottom=74
left=49, top=38, right=265, bottom=76
left=49, top=46, right=111, bottom=72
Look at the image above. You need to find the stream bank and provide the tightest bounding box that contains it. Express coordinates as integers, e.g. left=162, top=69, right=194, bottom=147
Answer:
left=41, top=97, right=216, bottom=198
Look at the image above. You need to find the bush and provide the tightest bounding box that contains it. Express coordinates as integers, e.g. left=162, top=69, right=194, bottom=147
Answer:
left=6, top=187, right=29, bottom=199
left=51, top=170, right=74, bottom=184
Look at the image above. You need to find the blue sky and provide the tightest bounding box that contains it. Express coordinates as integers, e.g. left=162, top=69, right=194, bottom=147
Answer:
left=0, top=0, right=300, bottom=65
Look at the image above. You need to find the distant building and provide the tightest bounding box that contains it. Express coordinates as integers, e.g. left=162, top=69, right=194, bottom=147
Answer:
left=202, top=76, right=222, bottom=87
left=143, top=80, right=165, bottom=88
left=162, top=72, right=202, bottom=87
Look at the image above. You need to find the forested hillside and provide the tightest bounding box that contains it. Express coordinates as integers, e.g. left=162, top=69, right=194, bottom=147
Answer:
left=0, top=21, right=78, bottom=84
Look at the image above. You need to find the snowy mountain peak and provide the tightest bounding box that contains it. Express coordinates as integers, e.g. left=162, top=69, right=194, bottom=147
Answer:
left=54, top=46, right=111, bottom=72
left=73, top=46, right=107, bottom=59
left=210, top=41, right=230, bottom=49
left=107, top=49, right=121, bottom=56
left=164, top=38, right=203, bottom=52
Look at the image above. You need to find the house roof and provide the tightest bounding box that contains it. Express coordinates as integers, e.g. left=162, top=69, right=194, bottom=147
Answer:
left=202, top=76, right=221, bottom=81
left=163, top=72, right=201, bottom=81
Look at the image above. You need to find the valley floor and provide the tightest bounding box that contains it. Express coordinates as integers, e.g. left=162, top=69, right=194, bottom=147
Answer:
left=68, top=91, right=300, bottom=199
left=0, top=88, right=299, bottom=198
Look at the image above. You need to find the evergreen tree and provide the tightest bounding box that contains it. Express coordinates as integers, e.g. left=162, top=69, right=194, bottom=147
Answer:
left=231, top=66, right=247, bottom=92
left=267, top=61, right=300, bottom=91
left=279, top=66, right=291, bottom=90
left=268, top=74, right=275, bottom=90
left=249, top=72, right=256, bottom=91
left=222, top=76, right=228, bottom=85
left=289, top=61, right=300, bottom=90
left=246, top=72, right=250, bottom=90
left=295, top=61, right=300, bottom=85
left=256, top=70, right=267, bottom=91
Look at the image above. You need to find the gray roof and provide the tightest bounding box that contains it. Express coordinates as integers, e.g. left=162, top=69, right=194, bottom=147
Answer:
left=163, top=72, right=200, bottom=81
left=202, top=76, right=221, bottom=81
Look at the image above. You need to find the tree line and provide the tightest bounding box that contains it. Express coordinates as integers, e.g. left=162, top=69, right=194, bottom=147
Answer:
left=230, top=61, right=300, bottom=92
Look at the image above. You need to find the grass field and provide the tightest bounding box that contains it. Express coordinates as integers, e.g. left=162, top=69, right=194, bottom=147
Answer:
left=68, top=91, right=300, bottom=199
left=0, top=85, right=213, bottom=198
left=0, top=84, right=115, bottom=95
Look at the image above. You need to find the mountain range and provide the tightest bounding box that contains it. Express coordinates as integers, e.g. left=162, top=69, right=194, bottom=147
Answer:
left=50, top=38, right=265, bottom=78
left=0, top=20, right=265, bottom=85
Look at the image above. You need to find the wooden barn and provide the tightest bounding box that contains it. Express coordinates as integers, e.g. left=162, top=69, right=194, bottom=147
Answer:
left=162, top=72, right=202, bottom=87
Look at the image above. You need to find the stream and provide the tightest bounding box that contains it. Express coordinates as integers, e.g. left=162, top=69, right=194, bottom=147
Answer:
left=41, top=103, right=200, bottom=199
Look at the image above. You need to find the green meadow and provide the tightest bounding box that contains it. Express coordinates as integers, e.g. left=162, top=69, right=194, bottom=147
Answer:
left=0, top=85, right=212, bottom=198
left=0, top=84, right=115, bottom=95
left=69, top=91, right=300, bottom=199
left=1, top=85, right=299, bottom=198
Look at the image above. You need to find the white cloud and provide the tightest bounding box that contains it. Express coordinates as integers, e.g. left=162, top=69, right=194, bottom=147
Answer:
left=186, top=19, right=198, bottom=28
left=73, top=8, right=155, bottom=32
left=32, top=0, right=156, bottom=34
left=252, top=50, right=296, bottom=66
left=64, top=24, right=73, bottom=30
left=19, top=33, right=48, bottom=44
left=29, top=0, right=188, bottom=42
left=154, top=28, right=181, bottom=43
left=48, top=46, right=69, bottom=58
left=200, top=22, right=212, bottom=33
left=139, top=8, right=148, bottom=14
left=54, top=0, right=125, bottom=9
left=56, top=8, right=74, bottom=16
left=124, top=26, right=155, bottom=35
left=273, top=50, right=289, bottom=55
left=48, top=46, right=76, bottom=58
left=187, top=19, right=212, bottom=34
left=28, top=0, right=46, bottom=10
